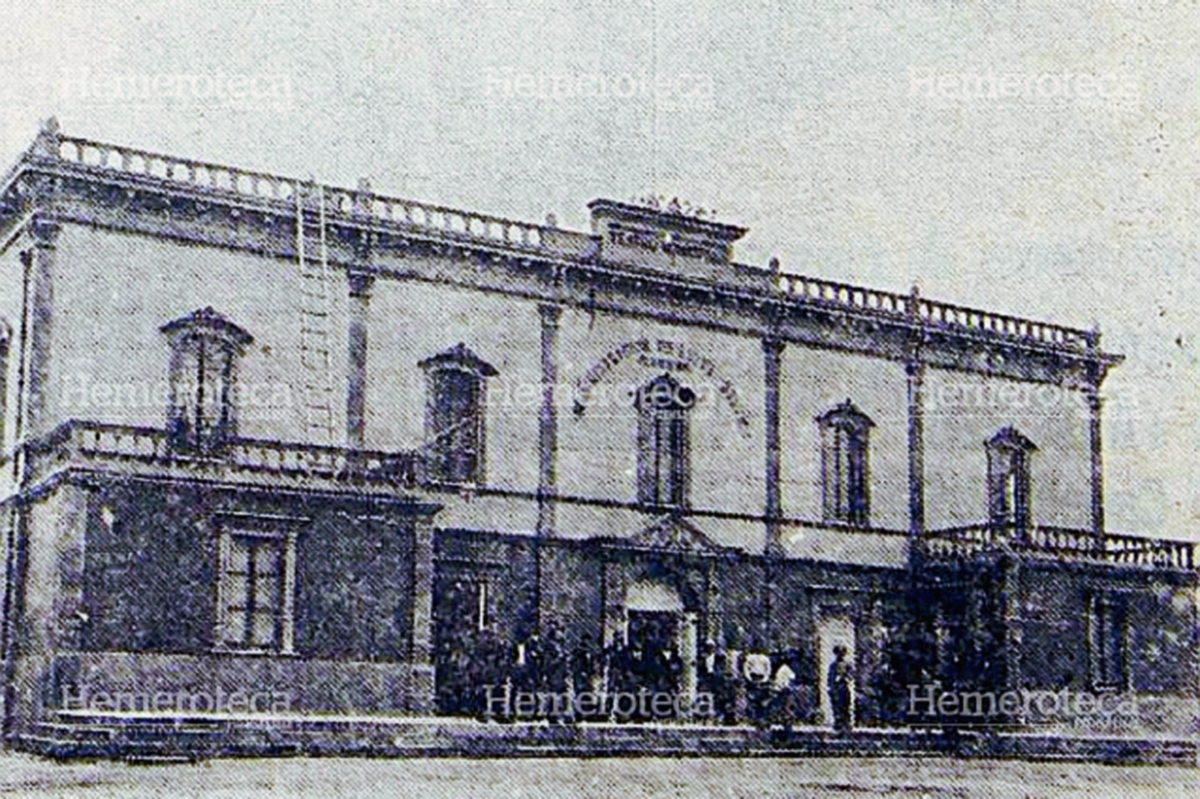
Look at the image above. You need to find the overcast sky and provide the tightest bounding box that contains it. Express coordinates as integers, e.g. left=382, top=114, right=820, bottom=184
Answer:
left=1, top=1, right=1198, bottom=540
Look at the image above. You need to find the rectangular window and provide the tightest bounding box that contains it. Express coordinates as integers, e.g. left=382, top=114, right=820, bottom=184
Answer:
left=1089, top=593, right=1125, bottom=690
left=216, top=530, right=295, bottom=653
left=643, top=412, right=688, bottom=507
left=430, top=369, right=484, bottom=483
left=161, top=308, right=252, bottom=452
left=419, top=345, right=498, bottom=486
left=636, top=375, right=693, bottom=509
left=986, top=427, right=1036, bottom=536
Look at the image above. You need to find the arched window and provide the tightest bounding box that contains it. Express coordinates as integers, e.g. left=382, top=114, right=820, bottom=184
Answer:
left=986, top=426, right=1036, bottom=536
left=418, top=343, right=498, bottom=485
left=816, top=399, right=873, bottom=526
left=635, top=373, right=695, bottom=509
left=160, top=307, right=253, bottom=452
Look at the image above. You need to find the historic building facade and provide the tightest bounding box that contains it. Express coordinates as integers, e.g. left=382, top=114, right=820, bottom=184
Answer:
left=0, top=120, right=1195, bottom=749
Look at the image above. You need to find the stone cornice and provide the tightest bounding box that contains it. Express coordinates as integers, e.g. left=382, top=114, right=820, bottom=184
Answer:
left=0, top=134, right=1122, bottom=388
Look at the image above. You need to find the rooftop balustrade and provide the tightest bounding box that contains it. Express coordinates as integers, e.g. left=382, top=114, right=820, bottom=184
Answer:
left=8, top=129, right=1104, bottom=358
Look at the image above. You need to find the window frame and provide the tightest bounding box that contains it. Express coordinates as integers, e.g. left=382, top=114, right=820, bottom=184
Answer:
left=418, top=343, right=499, bottom=486
left=815, top=400, right=874, bottom=527
left=635, top=373, right=695, bottom=510
left=160, top=307, right=253, bottom=453
left=986, top=426, right=1037, bottom=537
left=214, top=525, right=298, bottom=655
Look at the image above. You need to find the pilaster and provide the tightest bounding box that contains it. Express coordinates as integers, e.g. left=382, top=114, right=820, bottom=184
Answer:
left=1086, top=330, right=1105, bottom=544
left=22, top=215, right=62, bottom=442
left=346, top=270, right=375, bottom=449
left=905, top=357, right=926, bottom=558
left=762, top=337, right=784, bottom=557
left=407, top=514, right=436, bottom=713
left=537, top=303, right=563, bottom=538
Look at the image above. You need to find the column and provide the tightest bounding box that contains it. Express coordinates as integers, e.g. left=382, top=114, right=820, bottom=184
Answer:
left=1087, top=390, right=1104, bottom=542
left=22, top=216, right=61, bottom=442
left=1086, top=331, right=1105, bottom=544
left=762, top=337, right=785, bottom=556
left=704, top=560, right=719, bottom=645
left=346, top=270, right=375, bottom=449
left=680, top=610, right=698, bottom=718
left=905, top=344, right=935, bottom=689
left=537, top=304, right=562, bottom=537
left=999, top=557, right=1022, bottom=718
left=408, top=514, right=436, bottom=713
left=906, top=359, right=926, bottom=549
left=281, top=532, right=298, bottom=654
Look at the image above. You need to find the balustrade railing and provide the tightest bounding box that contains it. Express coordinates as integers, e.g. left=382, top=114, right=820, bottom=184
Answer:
left=772, top=270, right=1091, bottom=351
left=924, top=522, right=1195, bottom=569
left=44, top=135, right=557, bottom=252
left=19, top=420, right=416, bottom=487
left=22, top=133, right=1101, bottom=354
left=6, top=422, right=1195, bottom=569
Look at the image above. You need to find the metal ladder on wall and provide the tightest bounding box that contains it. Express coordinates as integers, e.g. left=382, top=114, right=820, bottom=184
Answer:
left=295, top=182, right=336, bottom=446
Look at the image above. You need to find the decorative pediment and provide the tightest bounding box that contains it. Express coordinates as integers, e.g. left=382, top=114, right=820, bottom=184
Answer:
left=418, top=342, right=498, bottom=377
left=815, top=399, right=874, bottom=431
left=987, top=425, right=1037, bottom=452
left=622, top=514, right=724, bottom=555
left=160, top=307, right=253, bottom=349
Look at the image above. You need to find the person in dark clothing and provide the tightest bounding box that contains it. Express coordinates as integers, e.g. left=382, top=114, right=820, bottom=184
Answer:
left=570, top=633, right=598, bottom=721
left=538, top=626, right=568, bottom=723
left=743, top=650, right=771, bottom=728
left=828, top=644, right=854, bottom=734
left=709, top=645, right=736, bottom=725
left=475, top=628, right=506, bottom=721
left=515, top=632, right=541, bottom=708
left=624, top=644, right=648, bottom=721
left=601, top=637, right=624, bottom=718
left=655, top=647, right=683, bottom=719
left=698, top=641, right=725, bottom=724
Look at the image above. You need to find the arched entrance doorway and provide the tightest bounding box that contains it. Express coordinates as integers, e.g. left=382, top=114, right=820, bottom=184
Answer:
left=614, top=580, right=696, bottom=719
left=625, top=580, right=684, bottom=666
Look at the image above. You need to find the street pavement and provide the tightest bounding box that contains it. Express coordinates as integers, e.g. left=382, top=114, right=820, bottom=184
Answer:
left=0, top=752, right=1198, bottom=798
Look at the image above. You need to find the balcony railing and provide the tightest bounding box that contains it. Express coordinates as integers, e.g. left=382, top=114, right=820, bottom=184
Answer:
left=925, top=522, right=1195, bottom=569
left=13, top=420, right=416, bottom=489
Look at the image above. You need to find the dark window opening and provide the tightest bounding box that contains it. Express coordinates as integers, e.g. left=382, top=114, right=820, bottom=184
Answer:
left=986, top=426, right=1036, bottom=536
left=419, top=343, right=498, bottom=485
left=1089, top=592, right=1126, bottom=690
left=816, top=399, right=874, bottom=526
left=160, top=307, right=253, bottom=452
left=636, top=373, right=694, bottom=509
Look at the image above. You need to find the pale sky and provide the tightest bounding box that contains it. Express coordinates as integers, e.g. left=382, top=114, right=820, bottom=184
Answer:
left=1, top=0, right=1198, bottom=540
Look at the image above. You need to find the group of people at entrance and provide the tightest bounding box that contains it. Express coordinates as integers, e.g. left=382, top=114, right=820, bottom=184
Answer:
left=437, top=627, right=857, bottom=733
left=699, top=641, right=854, bottom=733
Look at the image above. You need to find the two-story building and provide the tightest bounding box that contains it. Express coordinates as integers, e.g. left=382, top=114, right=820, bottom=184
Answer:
left=0, top=119, right=1195, bottom=753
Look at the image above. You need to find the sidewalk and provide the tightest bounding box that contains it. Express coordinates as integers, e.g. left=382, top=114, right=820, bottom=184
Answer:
left=12, top=711, right=1198, bottom=765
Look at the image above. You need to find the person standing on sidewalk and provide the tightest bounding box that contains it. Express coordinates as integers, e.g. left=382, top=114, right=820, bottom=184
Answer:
left=828, top=644, right=854, bottom=734
left=770, top=650, right=799, bottom=736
